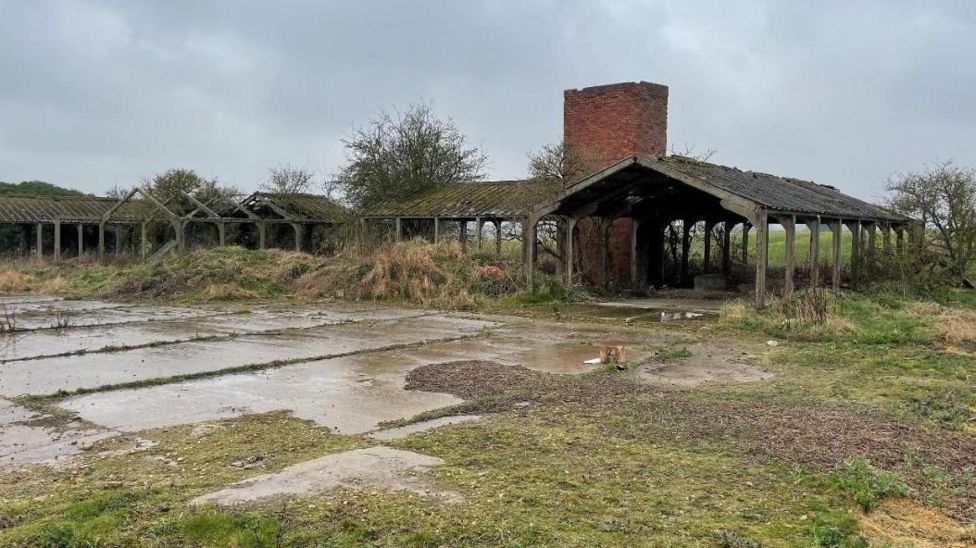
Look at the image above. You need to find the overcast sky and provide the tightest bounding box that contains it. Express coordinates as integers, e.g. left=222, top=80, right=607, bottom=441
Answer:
left=1, top=0, right=974, bottom=201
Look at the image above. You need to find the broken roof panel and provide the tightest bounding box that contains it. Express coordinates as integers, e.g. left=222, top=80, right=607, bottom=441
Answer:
left=237, top=192, right=349, bottom=222
left=365, top=179, right=559, bottom=218
left=0, top=195, right=152, bottom=224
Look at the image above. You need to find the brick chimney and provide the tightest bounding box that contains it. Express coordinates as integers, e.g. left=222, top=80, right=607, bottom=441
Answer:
left=563, top=81, right=669, bottom=167
left=562, top=81, right=669, bottom=287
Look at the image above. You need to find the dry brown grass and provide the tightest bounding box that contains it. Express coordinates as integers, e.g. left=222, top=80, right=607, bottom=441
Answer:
left=296, top=240, right=495, bottom=308
left=718, top=299, right=748, bottom=324
left=907, top=301, right=944, bottom=316
left=937, top=308, right=976, bottom=346
left=37, top=276, right=68, bottom=295
left=200, top=282, right=256, bottom=301
left=0, top=270, right=28, bottom=293
left=860, top=499, right=976, bottom=547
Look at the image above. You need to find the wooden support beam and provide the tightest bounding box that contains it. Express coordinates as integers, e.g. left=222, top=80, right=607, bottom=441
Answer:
left=140, top=222, right=147, bottom=259
left=866, top=223, right=877, bottom=279
left=882, top=224, right=891, bottom=256
left=293, top=223, right=302, bottom=252
left=525, top=217, right=538, bottom=292
left=754, top=211, right=769, bottom=308
left=680, top=220, right=692, bottom=285
left=78, top=223, right=84, bottom=258
left=458, top=220, right=468, bottom=251
left=494, top=220, right=501, bottom=255
left=395, top=218, right=402, bottom=243
left=831, top=220, right=842, bottom=292
left=53, top=220, right=61, bottom=262
left=741, top=223, right=750, bottom=265
left=35, top=222, right=43, bottom=260
left=476, top=217, right=484, bottom=251
left=630, top=218, right=643, bottom=291
left=114, top=227, right=121, bottom=255
left=722, top=221, right=732, bottom=277
left=808, top=218, right=820, bottom=288
left=98, top=222, right=106, bottom=261
left=895, top=226, right=904, bottom=253
left=258, top=222, right=266, bottom=250
left=847, top=221, right=861, bottom=290
left=703, top=221, right=714, bottom=273
left=780, top=215, right=796, bottom=296
left=175, top=220, right=185, bottom=252
left=218, top=222, right=226, bottom=247
left=433, top=218, right=440, bottom=244
left=564, top=217, right=576, bottom=286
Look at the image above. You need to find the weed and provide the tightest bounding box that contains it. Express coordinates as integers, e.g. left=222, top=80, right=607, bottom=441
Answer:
left=834, top=458, right=909, bottom=512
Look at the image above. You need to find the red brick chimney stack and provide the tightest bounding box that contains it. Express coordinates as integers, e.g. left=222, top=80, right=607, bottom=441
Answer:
left=563, top=81, right=669, bottom=167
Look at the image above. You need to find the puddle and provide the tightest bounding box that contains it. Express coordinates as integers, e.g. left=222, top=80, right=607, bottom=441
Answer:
left=191, top=446, right=456, bottom=506
left=370, top=415, right=483, bottom=441
left=2, top=314, right=497, bottom=396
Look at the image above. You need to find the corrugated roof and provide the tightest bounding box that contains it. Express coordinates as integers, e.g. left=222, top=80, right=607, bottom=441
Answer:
left=366, top=179, right=560, bottom=218
left=658, top=156, right=907, bottom=221
left=238, top=192, right=348, bottom=222
left=0, top=195, right=152, bottom=224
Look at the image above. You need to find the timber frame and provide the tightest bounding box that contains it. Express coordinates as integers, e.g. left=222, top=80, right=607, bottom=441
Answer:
left=524, top=155, right=917, bottom=306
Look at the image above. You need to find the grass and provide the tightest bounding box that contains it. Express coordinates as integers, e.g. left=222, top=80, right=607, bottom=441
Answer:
left=1, top=249, right=975, bottom=545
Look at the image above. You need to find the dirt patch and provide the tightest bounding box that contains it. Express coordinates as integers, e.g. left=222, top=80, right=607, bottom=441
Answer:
left=638, top=343, right=773, bottom=386
left=404, top=360, right=546, bottom=399
left=191, top=446, right=457, bottom=506
left=860, top=498, right=976, bottom=547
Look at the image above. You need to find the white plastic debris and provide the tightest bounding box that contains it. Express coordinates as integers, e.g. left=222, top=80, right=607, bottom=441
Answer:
left=583, top=358, right=601, bottom=365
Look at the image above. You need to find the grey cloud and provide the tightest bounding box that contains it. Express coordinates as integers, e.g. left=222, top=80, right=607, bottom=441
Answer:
left=0, top=0, right=974, bottom=202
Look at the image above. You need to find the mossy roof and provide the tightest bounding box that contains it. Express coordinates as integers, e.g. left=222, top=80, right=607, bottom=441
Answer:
left=237, top=192, right=349, bottom=222
left=0, top=195, right=153, bottom=224
left=365, top=180, right=560, bottom=218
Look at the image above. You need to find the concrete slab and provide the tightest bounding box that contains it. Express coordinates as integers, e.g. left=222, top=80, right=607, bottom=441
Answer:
left=2, top=314, right=495, bottom=396
left=0, top=398, right=115, bottom=467
left=191, top=446, right=454, bottom=506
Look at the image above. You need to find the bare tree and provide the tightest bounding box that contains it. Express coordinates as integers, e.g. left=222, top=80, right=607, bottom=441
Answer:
left=887, top=160, right=976, bottom=277
left=261, top=164, right=315, bottom=194
left=527, top=142, right=594, bottom=188
left=337, top=102, right=487, bottom=211
left=668, top=143, right=717, bottom=162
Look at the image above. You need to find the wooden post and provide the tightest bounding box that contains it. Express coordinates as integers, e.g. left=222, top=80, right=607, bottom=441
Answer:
left=781, top=215, right=796, bottom=296
left=741, top=223, right=750, bottom=265
left=895, top=226, right=904, bottom=253
left=433, top=218, right=440, bottom=244
left=293, top=223, right=302, bottom=252
left=680, top=220, right=692, bottom=285
left=831, top=220, right=842, bottom=292
left=754, top=211, right=769, bottom=307
left=98, top=222, right=106, bottom=261
left=52, top=220, right=61, bottom=262
left=218, top=222, right=226, bottom=247
left=882, top=224, right=891, bottom=256
left=476, top=217, right=484, bottom=251
left=140, top=222, right=147, bottom=259
left=114, top=227, right=121, bottom=256
left=722, top=221, right=732, bottom=278
left=630, top=218, right=643, bottom=291
left=564, top=217, right=576, bottom=286
left=258, top=222, right=266, bottom=250
left=494, top=220, right=501, bottom=255
left=866, top=223, right=877, bottom=280
left=808, top=218, right=820, bottom=288
left=847, top=221, right=861, bottom=290
left=703, top=221, right=714, bottom=273
left=525, top=217, right=537, bottom=292
left=395, top=218, right=402, bottom=242
left=458, top=220, right=467, bottom=251
left=601, top=218, right=612, bottom=286
left=78, top=223, right=85, bottom=258
left=35, top=222, right=43, bottom=260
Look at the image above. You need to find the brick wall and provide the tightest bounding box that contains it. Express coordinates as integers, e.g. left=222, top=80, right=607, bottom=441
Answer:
left=563, top=81, right=668, bottom=285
